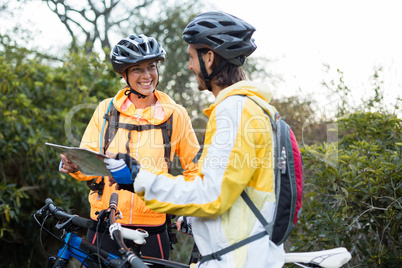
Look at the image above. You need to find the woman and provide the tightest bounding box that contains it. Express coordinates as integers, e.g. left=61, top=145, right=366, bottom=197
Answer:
left=60, top=34, right=199, bottom=263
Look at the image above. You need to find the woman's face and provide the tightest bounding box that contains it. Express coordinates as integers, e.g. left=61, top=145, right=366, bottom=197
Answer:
left=123, top=59, right=159, bottom=96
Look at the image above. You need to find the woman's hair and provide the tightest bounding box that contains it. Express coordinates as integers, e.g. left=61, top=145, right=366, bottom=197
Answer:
left=199, top=49, right=246, bottom=88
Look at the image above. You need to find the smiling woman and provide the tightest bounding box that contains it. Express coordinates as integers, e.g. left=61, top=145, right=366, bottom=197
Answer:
left=58, top=33, right=200, bottom=266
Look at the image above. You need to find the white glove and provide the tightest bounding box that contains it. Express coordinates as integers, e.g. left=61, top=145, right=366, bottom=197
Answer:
left=104, top=158, right=133, bottom=184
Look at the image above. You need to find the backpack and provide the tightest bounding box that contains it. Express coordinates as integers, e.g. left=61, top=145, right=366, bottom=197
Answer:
left=245, top=97, right=303, bottom=245
left=86, top=98, right=173, bottom=195
left=200, top=96, right=303, bottom=264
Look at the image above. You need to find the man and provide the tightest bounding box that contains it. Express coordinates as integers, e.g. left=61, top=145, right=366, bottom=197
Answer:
left=109, top=11, right=285, bottom=267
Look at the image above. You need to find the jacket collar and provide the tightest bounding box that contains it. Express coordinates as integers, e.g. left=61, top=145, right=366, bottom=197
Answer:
left=204, top=81, right=277, bottom=118
left=113, top=88, right=176, bottom=124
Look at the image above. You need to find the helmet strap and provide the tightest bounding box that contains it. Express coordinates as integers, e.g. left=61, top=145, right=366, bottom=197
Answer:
left=197, top=50, right=227, bottom=92
left=155, top=63, right=160, bottom=89
left=124, top=69, right=148, bottom=99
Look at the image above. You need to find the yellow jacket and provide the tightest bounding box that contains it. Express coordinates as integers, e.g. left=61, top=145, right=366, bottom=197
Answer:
left=135, top=81, right=285, bottom=267
left=70, top=88, right=199, bottom=226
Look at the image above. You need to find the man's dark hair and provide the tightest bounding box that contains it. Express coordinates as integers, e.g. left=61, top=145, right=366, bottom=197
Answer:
left=198, top=49, right=246, bottom=88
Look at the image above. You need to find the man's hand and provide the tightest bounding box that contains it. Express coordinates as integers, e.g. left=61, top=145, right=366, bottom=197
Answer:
left=59, top=154, right=79, bottom=173
left=176, top=216, right=193, bottom=236
left=104, top=158, right=133, bottom=184
left=105, top=153, right=140, bottom=192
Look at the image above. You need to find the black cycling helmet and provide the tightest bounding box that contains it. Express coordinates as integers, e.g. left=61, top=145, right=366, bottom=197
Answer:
left=110, top=34, right=166, bottom=98
left=182, top=11, right=256, bottom=66
left=110, top=34, right=166, bottom=73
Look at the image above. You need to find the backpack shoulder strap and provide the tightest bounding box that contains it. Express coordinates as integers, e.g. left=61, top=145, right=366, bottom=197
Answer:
left=230, top=94, right=277, bottom=129
left=200, top=230, right=267, bottom=264
left=200, top=191, right=273, bottom=265
left=86, top=98, right=115, bottom=196
left=244, top=95, right=276, bottom=130
left=99, top=96, right=174, bottom=173
left=103, top=101, right=173, bottom=173
left=160, top=115, right=173, bottom=174
left=103, top=101, right=120, bottom=154
left=241, top=191, right=272, bottom=235
left=199, top=197, right=269, bottom=265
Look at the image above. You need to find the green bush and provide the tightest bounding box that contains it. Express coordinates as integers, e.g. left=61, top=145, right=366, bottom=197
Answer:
left=0, top=35, right=120, bottom=267
left=0, top=34, right=195, bottom=267
left=289, top=111, right=401, bottom=267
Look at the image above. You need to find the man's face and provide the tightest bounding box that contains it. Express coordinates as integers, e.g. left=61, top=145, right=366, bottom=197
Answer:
left=187, top=45, right=207, bottom=91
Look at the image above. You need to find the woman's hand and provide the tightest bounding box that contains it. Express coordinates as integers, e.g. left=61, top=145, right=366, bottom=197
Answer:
left=59, top=154, right=79, bottom=173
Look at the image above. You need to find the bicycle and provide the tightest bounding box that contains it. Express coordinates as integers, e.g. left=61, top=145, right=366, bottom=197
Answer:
left=33, top=192, right=188, bottom=268
left=33, top=193, right=351, bottom=268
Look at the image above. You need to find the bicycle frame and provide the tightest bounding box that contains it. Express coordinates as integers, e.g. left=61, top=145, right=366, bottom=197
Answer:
left=50, top=230, right=190, bottom=268
left=34, top=194, right=351, bottom=268
left=53, top=232, right=120, bottom=267
left=35, top=194, right=187, bottom=268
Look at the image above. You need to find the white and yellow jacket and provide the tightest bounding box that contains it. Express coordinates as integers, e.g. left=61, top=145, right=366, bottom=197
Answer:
left=135, top=81, right=286, bottom=267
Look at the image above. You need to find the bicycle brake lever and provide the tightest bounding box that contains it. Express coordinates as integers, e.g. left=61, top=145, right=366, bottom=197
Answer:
left=60, top=229, right=67, bottom=239
left=116, top=210, right=123, bottom=220
left=108, top=259, right=126, bottom=267
left=55, top=216, right=75, bottom=230
left=33, top=204, right=49, bottom=217
left=96, top=208, right=110, bottom=222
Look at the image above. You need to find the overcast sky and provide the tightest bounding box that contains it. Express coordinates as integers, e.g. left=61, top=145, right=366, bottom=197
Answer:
left=2, top=0, right=401, bottom=114
left=213, top=0, right=402, bottom=112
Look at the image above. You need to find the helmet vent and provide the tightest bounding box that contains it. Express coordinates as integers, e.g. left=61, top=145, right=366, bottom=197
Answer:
left=227, top=44, right=241, bottom=50
left=149, top=41, right=155, bottom=50
left=207, top=36, right=224, bottom=45
left=139, top=43, right=147, bottom=52
left=198, top=21, right=217, bottom=29
left=219, top=20, right=236, bottom=26
left=121, top=51, right=130, bottom=57
left=228, top=31, right=246, bottom=38
left=184, top=30, right=199, bottom=36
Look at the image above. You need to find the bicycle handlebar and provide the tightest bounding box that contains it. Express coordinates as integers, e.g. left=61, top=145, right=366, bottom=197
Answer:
left=108, top=193, right=148, bottom=268
left=109, top=192, right=118, bottom=209
left=45, top=198, right=94, bottom=229
left=36, top=195, right=350, bottom=268
left=35, top=194, right=159, bottom=268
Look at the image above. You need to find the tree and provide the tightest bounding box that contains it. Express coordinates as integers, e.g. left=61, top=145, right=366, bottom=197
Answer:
left=133, top=0, right=274, bottom=135
left=291, top=112, right=401, bottom=267
left=0, top=33, right=121, bottom=267
left=43, top=0, right=155, bottom=52
left=270, top=95, right=329, bottom=146
left=287, top=73, right=402, bottom=267
left=131, top=1, right=210, bottom=136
